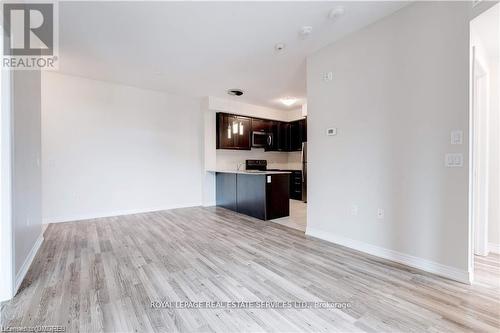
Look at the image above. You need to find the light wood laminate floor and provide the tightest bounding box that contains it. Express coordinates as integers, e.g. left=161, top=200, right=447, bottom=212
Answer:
left=1, top=206, right=499, bottom=332
left=270, top=200, right=307, bottom=232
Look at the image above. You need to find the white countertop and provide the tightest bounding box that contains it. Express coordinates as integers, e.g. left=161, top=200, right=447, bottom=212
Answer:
left=209, top=170, right=291, bottom=175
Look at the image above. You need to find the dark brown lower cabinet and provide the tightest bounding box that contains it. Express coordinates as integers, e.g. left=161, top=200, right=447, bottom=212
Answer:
left=216, top=172, right=290, bottom=220
left=215, top=173, right=237, bottom=211
left=267, top=169, right=303, bottom=201
left=289, top=170, right=303, bottom=200
left=265, top=174, right=290, bottom=219
left=236, top=174, right=267, bottom=220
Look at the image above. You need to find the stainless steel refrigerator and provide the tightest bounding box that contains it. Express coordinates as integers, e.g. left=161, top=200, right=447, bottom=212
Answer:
left=302, top=142, right=307, bottom=203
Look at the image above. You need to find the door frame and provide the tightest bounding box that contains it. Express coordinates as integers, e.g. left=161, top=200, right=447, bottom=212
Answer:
left=468, top=41, right=491, bottom=283
left=472, top=58, right=490, bottom=257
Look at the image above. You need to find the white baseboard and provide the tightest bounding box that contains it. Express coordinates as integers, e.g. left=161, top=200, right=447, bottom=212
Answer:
left=306, top=227, right=470, bottom=284
left=489, top=242, right=500, bottom=254
left=15, top=234, right=44, bottom=294
left=42, top=203, right=202, bottom=224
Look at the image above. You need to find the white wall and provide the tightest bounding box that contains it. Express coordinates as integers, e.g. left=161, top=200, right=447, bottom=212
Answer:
left=307, top=2, right=473, bottom=281
left=42, top=72, right=203, bottom=223
left=12, top=71, right=43, bottom=283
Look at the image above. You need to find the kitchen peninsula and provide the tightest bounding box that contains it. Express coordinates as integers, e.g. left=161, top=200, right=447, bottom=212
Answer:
left=216, top=169, right=290, bottom=220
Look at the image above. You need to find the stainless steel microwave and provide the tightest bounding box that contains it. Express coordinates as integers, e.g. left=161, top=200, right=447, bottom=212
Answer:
left=252, top=131, right=272, bottom=148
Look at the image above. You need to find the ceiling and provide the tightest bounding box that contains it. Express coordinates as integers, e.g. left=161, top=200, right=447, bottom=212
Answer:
left=57, top=1, right=409, bottom=110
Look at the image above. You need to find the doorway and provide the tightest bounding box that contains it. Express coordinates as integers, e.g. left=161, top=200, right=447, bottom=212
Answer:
left=269, top=146, right=308, bottom=232
left=469, top=3, right=500, bottom=283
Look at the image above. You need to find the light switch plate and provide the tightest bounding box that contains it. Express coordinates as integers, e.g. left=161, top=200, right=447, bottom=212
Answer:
left=267, top=176, right=271, bottom=183
left=326, top=128, right=337, bottom=136
left=322, top=72, right=333, bottom=81
left=451, top=130, right=463, bottom=145
left=445, top=153, right=464, bottom=167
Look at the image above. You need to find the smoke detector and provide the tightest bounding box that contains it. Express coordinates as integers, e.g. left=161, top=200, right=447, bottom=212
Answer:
left=328, top=6, right=345, bottom=20
left=227, top=89, right=244, bottom=96
left=299, top=26, right=313, bottom=38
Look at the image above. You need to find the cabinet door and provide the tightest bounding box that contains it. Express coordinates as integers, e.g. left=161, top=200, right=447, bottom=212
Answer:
left=266, top=174, right=290, bottom=219
left=300, top=118, right=307, bottom=143
left=277, top=122, right=290, bottom=151
left=217, top=113, right=235, bottom=149
left=252, top=118, right=271, bottom=132
left=289, top=171, right=303, bottom=200
left=217, top=114, right=251, bottom=150
left=289, top=121, right=301, bottom=151
left=233, top=116, right=251, bottom=150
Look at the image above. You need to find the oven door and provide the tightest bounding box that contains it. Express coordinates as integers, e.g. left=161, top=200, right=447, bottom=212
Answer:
left=252, top=131, right=268, bottom=148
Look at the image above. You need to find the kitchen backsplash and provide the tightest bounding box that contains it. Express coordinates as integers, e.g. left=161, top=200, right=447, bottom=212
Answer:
left=216, top=149, right=302, bottom=171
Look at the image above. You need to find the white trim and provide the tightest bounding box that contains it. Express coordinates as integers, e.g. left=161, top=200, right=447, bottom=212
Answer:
left=42, top=203, right=201, bottom=224
left=472, top=58, right=490, bottom=256
left=0, top=25, right=14, bottom=302
left=306, top=227, right=471, bottom=284
left=489, top=242, right=500, bottom=254
left=14, top=235, right=43, bottom=295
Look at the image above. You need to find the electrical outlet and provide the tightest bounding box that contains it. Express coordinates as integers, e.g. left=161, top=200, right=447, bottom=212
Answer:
left=445, top=153, right=463, bottom=167
left=377, top=208, right=385, bottom=219
left=26, top=218, right=31, bottom=226
left=351, top=205, right=358, bottom=216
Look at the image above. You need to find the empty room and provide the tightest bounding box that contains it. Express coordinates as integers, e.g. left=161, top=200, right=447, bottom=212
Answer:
left=1, top=1, right=499, bottom=332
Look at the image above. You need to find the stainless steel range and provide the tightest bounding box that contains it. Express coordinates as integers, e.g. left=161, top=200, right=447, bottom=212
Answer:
left=245, top=159, right=267, bottom=171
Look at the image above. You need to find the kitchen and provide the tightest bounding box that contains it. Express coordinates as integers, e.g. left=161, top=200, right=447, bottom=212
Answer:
left=211, top=104, right=307, bottom=231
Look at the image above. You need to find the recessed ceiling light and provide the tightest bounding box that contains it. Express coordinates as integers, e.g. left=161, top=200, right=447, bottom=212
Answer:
left=280, top=97, right=298, bottom=107
left=275, top=43, right=286, bottom=52
left=329, top=6, right=345, bottom=20
left=227, top=89, right=244, bottom=96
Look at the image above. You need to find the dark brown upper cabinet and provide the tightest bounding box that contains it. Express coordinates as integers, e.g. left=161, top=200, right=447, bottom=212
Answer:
left=251, top=118, right=272, bottom=132
left=216, top=112, right=306, bottom=151
left=300, top=118, right=307, bottom=143
left=277, top=122, right=291, bottom=151
left=216, top=113, right=251, bottom=150
left=289, top=118, right=307, bottom=151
